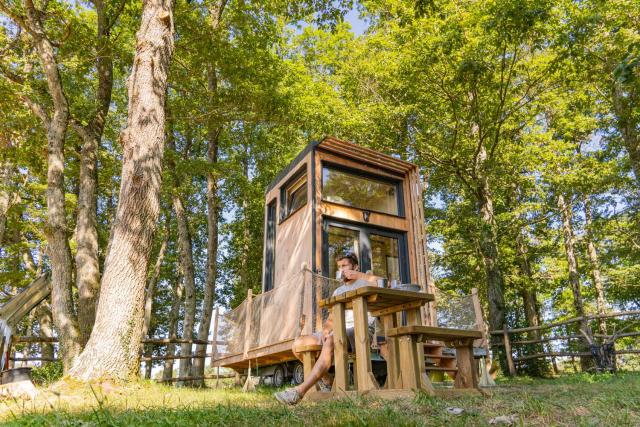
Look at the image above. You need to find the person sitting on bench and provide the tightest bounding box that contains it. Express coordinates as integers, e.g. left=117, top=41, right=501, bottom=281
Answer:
left=274, top=252, right=386, bottom=405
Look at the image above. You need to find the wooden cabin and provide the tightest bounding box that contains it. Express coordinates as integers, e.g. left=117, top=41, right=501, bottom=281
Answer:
left=213, top=137, right=436, bottom=380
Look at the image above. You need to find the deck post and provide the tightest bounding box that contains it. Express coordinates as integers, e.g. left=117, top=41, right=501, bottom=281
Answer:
left=210, top=307, right=219, bottom=368
left=243, top=289, right=253, bottom=359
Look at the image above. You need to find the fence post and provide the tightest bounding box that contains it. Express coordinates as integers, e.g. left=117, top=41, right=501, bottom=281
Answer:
left=243, top=289, right=253, bottom=359
left=210, top=307, right=219, bottom=368
left=503, top=325, right=516, bottom=376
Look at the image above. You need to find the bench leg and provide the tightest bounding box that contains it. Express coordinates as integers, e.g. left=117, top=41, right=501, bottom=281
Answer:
left=452, top=340, right=478, bottom=389
left=301, top=351, right=318, bottom=390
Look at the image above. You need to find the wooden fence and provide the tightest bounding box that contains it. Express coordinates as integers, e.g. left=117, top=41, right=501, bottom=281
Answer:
left=5, top=309, right=233, bottom=384
left=490, top=310, right=640, bottom=375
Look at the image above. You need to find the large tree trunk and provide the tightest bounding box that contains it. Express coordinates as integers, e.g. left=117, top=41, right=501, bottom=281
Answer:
left=163, top=278, right=184, bottom=381
left=142, top=213, right=169, bottom=379
left=584, top=196, right=607, bottom=335
left=69, top=0, right=175, bottom=380
left=73, top=0, right=116, bottom=346
left=19, top=0, right=83, bottom=371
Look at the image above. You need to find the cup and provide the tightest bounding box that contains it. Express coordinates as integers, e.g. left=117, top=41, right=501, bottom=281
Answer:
left=335, top=270, right=343, bottom=281
left=390, top=279, right=399, bottom=289
left=376, top=278, right=388, bottom=288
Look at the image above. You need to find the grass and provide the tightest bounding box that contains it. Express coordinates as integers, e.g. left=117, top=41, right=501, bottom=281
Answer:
left=0, top=372, right=638, bottom=426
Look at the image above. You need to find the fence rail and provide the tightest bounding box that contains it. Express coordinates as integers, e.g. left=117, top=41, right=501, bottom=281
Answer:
left=489, top=310, right=640, bottom=375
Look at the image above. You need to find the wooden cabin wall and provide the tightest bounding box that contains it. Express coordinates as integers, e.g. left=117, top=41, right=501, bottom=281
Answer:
left=261, top=152, right=314, bottom=340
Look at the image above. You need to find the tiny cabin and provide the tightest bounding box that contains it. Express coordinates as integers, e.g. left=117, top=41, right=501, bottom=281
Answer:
left=213, top=137, right=436, bottom=382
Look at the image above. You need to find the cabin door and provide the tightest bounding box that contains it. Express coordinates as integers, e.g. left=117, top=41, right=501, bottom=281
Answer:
left=321, top=220, right=410, bottom=284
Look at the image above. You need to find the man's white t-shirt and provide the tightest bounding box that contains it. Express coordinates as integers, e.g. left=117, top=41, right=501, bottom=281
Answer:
left=332, top=279, right=377, bottom=330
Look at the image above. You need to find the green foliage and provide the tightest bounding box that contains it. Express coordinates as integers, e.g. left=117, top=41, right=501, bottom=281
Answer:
left=30, top=362, right=64, bottom=386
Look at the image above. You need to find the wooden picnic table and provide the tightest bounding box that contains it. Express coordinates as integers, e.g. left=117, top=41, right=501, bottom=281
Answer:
left=319, top=286, right=435, bottom=395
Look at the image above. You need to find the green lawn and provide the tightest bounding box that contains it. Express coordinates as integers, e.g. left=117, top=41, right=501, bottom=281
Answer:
left=1, top=372, right=638, bottom=426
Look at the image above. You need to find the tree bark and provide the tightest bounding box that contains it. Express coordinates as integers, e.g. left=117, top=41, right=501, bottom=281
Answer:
left=17, top=0, right=83, bottom=371
left=162, top=278, right=184, bottom=381
left=558, top=193, right=592, bottom=369
left=142, top=213, right=170, bottom=379
left=0, top=162, right=12, bottom=248
left=36, top=302, right=55, bottom=364
left=191, top=122, right=220, bottom=386
left=474, top=145, right=506, bottom=346
left=165, top=120, right=197, bottom=385
left=69, top=0, right=175, bottom=381
left=190, top=2, right=226, bottom=385
left=558, top=194, right=585, bottom=318
left=73, top=0, right=117, bottom=346
left=515, top=232, right=541, bottom=338
left=584, top=196, right=607, bottom=335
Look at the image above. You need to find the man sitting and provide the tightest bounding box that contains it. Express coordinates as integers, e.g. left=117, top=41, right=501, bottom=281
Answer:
left=274, top=253, right=385, bottom=405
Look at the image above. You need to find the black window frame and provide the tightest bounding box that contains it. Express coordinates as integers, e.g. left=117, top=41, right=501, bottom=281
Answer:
left=320, top=162, right=405, bottom=218
left=279, top=165, right=308, bottom=222
left=263, top=198, right=277, bottom=292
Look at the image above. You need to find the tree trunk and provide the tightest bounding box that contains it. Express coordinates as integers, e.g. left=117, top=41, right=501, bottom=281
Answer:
left=584, top=196, right=607, bottom=335
left=474, top=146, right=506, bottom=349
left=165, top=120, right=197, bottom=386
left=612, top=84, right=640, bottom=187
left=69, top=0, right=175, bottom=380
left=163, top=278, right=184, bottom=381
left=20, top=0, right=83, bottom=371
left=558, top=194, right=585, bottom=318
left=190, top=2, right=226, bottom=384
left=0, top=162, right=12, bottom=248
left=515, top=232, right=541, bottom=338
left=191, top=121, right=220, bottom=386
left=73, top=0, right=115, bottom=346
left=142, top=213, right=170, bottom=379
left=36, top=302, right=55, bottom=363
left=239, top=146, right=250, bottom=291
left=558, top=193, right=591, bottom=369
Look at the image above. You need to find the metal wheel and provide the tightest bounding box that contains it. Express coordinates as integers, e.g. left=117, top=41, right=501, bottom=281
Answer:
left=273, top=364, right=285, bottom=388
left=292, top=361, right=304, bottom=385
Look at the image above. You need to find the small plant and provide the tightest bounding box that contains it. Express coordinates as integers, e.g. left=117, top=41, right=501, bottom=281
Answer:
left=30, top=361, right=63, bottom=386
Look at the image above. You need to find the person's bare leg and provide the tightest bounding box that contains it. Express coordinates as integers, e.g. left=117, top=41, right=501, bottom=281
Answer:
left=295, top=335, right=334, bottom=396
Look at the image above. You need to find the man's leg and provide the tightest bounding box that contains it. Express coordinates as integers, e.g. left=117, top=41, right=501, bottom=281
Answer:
left=295, top=334, right=334, bottom=396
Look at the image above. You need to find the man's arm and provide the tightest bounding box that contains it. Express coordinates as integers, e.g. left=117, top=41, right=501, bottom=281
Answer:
left=342, top=270, right=383, bottom=285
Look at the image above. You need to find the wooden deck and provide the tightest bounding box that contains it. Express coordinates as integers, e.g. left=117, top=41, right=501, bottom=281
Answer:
left=211, top=339, right=296, bottom=370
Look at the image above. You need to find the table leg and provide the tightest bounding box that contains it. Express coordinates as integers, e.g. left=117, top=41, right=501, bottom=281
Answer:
left=332, top=302, right=349, bottom=392
left=381, top=314, right=400, bottom=389
left=352, top=296, right=379, bottom=391
left=452, top=339, right=479, bottom=389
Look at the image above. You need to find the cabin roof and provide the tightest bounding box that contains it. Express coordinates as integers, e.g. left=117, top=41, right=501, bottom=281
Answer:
left=265, top=137, right=417, bottom=194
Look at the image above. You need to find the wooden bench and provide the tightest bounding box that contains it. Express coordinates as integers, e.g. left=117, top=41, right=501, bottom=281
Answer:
left=386, top=326, right=482, bottom=389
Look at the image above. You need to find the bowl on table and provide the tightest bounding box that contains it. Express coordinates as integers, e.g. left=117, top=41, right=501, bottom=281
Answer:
left=393, top=283, right=421, bottom=292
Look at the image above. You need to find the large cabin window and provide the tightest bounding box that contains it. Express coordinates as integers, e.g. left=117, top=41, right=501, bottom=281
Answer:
left=322, top=166, right=402, bottom=216
left=280, top=167, right=307, bottom=220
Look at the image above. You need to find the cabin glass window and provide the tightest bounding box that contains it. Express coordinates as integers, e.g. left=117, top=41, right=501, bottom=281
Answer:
left=322, top=166, right=400, bottom=216
left=327, top=226, right=360, bottom=281
left=281, top=168, right=307, bottom=220
left=369, top=233, right=401, bottom=283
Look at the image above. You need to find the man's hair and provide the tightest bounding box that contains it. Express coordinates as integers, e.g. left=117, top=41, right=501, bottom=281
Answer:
left=336, top=252, right=358, bottom=267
